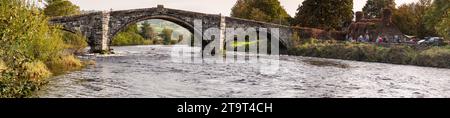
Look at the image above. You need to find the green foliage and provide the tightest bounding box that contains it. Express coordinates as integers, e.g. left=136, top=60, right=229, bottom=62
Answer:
left=231, top=0, right=291, bottom=25
left=232, top=41, right=258, bottom=48
left=46, top=55, right=83, bottom=75
left=0, top=0, right=84, bottom=98
left=160, top=28, right=174, bottom=45
left=293, top=0, right=353, bottom=30
left=393, top=0, right=434, bottom=38
left=416, top=47, right=450, bottom=67
left=1, top=0, right=64, bottom=65
left=43, top=0, right=80, bottom=17
left=424, top=0, right=450, bottom=40
left=288, top=39, right=450, bottom=68
left=362, top=0, right=396, bottom=18
left=62, top=31, right=88, bottom=54
left=112, top=24, right=147, bottom=46
left=139, top=21, right=156, bottom=40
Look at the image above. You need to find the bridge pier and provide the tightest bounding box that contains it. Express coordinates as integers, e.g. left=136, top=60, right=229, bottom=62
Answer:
left=91, top=11, right=111, bottom=54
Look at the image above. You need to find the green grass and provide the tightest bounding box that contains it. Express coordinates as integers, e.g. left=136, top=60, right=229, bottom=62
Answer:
left=231, top=41, right=258, bottom=48
left=288, top=38, right=450, bottom=68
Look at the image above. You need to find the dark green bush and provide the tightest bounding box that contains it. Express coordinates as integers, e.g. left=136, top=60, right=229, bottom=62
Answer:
left=112, top=31, right=146, bottom=46
left=111, top=24, right=146, bottom=46
left=288, top=38, right=450, bottom=68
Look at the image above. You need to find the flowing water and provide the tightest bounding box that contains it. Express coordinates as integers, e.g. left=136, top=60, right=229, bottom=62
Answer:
left=36, top=45, right=450, bottom=98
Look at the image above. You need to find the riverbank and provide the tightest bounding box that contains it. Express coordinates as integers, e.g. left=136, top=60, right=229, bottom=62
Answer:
left=0, top=1, right=91, bottom=98
left=0, top=54, right=91, bottom=98
left=288, top=38, right=450, bottom=68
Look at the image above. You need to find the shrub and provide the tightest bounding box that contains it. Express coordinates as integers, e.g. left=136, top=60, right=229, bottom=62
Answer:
left=416, top=47, right=450, bottom=68
left=0, top=60, right=50, bottom=98
left=0, top=77, right=40, bottom=98
left=62, top=31, right=88, bottom=55
left=288, top=38, right=450, bottom=68
left=46, top=55, right=83, bottom=75
left=143, top=40, right=154, bottom=45
left=1, top=0, right=65, bottom=63
left=111, top=24, right=147, bottom=46
left=0, top=0, right=86, bottom=98
left=22, top=61, right=52, bottom=83
left=112, top=31, right=145, bottom=46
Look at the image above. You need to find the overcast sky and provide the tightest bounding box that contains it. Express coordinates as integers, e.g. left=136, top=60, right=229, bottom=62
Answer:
left=38, top=0, right=420, bottom=17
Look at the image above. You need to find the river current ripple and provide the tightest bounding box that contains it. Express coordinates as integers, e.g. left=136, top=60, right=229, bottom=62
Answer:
left=37, top=45, right=450, bottom=98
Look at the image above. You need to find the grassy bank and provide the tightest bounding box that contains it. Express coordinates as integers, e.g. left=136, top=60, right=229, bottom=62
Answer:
left=0, top=1, right=88, bottom=98
left=288, top=38, right=450, bottom=68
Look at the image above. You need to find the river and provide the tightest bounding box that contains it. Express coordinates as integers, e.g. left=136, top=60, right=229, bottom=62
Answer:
left=36, top=45, right=450, bottom=98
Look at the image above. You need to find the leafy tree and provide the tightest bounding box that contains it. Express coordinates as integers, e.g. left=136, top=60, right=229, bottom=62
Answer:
left=393, top=0, right=434, bottom=37
left=362, top=0, right=396, bottom=18
left=393, top=4, right=416, bottom=35
left=112, top=24, right=146, bottom=46
left=231, top=0, right=291, bottom=25
left=1, top=0, right=65, bottom=64
left=140, top=21, right=156, bottom=40
left=293, top=0, right=353, bottom=30
left=43, top=0, right=80, bottom=17
left=160, top=28, right=173, bottom=45
left=424, top=0, right=450, bottom=40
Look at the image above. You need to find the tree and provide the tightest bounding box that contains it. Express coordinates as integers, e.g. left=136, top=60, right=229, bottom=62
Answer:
left=393, top=0, right=434, bottom=37
left=112, top=24, right=146, bottom=46
left=231, top=0, right=291, bottom=25
left=160, top=28, right=174, bottom=45
left=293, top=0, right=353, bottom=30
left=424, top=0, right=450, bottom=40
left=362, top=0, right=396, bottom=18
left=43, top=0, right=80, bottom=17
left=140, top=21, right=156, bottom=40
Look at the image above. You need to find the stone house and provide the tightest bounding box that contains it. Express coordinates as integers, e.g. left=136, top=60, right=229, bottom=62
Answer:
left=347, top=9, right=407, bottom=42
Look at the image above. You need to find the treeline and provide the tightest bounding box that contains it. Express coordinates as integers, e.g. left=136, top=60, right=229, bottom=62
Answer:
left=230, top=0, right=449, bottom=40
left=392, top=0, right=449, bottom=40
left=0, top=0, right=88, bottom=97
left=112, top=21, right=179, bottom=46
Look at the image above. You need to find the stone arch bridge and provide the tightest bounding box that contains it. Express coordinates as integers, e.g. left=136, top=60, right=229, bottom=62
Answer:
left=50, top=5, right=331, bottom=53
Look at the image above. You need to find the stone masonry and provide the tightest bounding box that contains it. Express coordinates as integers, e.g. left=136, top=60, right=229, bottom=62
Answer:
left=50, top=5, right=336, bottom=53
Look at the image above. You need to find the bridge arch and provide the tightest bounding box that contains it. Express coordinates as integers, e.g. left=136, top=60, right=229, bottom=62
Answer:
left=110, top=15, right=199, bottom=39
left=108, top=14, right=206, bottom=45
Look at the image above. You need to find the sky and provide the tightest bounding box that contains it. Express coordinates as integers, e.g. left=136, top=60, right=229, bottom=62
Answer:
left=37, top=0, right=420, bottom=17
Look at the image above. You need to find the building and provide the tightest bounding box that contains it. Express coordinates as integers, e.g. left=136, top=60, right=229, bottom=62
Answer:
left=347, top=9, right=407, bottom=42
